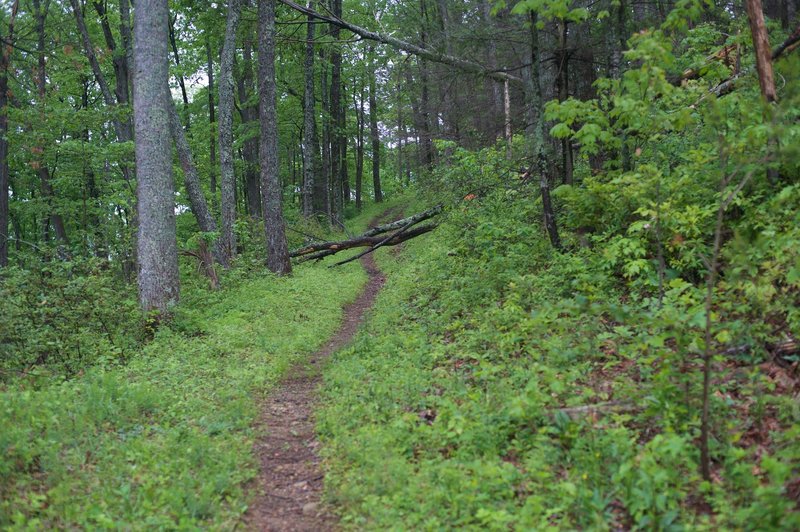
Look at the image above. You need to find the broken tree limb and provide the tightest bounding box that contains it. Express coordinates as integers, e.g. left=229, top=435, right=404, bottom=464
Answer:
left=290, top=205, right=443, bottom=258
left=277, top=0, right=522, bottom=86
left=330, top=218, right=417, bottom=267
left=295, top=223, right=438, bottom=263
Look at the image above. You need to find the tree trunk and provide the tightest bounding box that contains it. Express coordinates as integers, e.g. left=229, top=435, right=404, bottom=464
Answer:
left=329, top=0, right=343, bottom=221
left=341, top=93, right=350, bottom=205
left=238, top=35, right=262, bottom=219
left=168, top=102, right=227, bottom=267
left=259, top=0, right=292, bottom=274
left=207, top=38, right=218, bottom=212
left=0, top=0, right=18, bottom=267
left=302, top=4, right=317, bottom=218
left=134, top=0, right=179, bottom=312
left=319, top=48, right=331, bottom=219
left=34, top=0, right=69, bottom=249
left=369, top=50, right=383, bottom=203
left=219, top=0, right=241, bottom=265
left=355, top=80, right=364, bottom=210
left=527, top=12, right=561, bottom=251
left=557, top=19, right=573, bottom=185
left=168, top=13, right=190, bottom=126
left=745, top=0, right=777, bottom=103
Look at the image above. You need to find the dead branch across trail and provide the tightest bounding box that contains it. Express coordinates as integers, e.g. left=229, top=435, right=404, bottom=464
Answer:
left=290, top=205, right=443, bottom=264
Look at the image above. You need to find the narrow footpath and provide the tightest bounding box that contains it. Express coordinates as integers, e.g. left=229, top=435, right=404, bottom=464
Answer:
left=246, top=211, right=399, bottom=531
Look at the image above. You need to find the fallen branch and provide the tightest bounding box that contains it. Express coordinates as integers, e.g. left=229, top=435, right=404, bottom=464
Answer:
left=551, top=401, right=638, bottom=419
left=295, top=223, right=438, bottom=263
left=330, top=218, right=417, bottom=267
left=290, top=205, right=443, bottom=258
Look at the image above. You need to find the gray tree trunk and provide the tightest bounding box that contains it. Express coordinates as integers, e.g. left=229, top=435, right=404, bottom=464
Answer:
left=206, top=38, right=218, bottom=212
left=238, top=35, right=261, bottom=218
left=329, top=0, right=343, bottom=221
left=259, top=0, right=292, bottom=274
left=318, top=48, right=331, bottom=219
left=0, top=1, right=17, bottom=267
left=302, top=4, right=317, bottom=218
left=355, top=80, right=364, bottom=210
left=526, top=12, right=561, bottom=251
left=369, top=52, right=382, bottom=203
left=168, top=102, right=227, bottom=267
left=133, top=0, right=180, bottom=312
left=219, top=0, right=241, bottom=265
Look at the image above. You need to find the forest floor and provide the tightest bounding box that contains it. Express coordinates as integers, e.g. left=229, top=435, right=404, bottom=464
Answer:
left=246, top=208, right=402, bottom=531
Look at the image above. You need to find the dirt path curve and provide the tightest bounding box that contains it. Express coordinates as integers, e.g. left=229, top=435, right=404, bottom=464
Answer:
left=246, top=209, right=402, bottom=531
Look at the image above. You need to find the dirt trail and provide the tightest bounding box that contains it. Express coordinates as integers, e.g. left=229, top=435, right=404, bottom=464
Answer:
left=246, top=210, right=401, bottom=531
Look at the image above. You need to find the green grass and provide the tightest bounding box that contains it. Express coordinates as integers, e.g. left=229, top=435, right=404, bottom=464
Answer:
left=0, top=202, right=403, bottom=529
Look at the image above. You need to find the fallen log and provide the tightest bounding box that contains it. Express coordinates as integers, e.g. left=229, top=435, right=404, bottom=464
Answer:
left=290, top=205, right=443, bottom=259
left=295, top=223, right=438, bottom=263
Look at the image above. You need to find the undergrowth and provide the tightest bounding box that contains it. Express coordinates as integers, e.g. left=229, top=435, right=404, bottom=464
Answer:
left=318, top=186, right=800, bottom=530
left=0, top=202, right=399, bottom=529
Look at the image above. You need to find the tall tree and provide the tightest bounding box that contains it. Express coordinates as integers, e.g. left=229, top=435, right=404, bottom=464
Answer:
left=329, top=0, right=343, bottom=220
left=302, top=2, right=317, bottom=218
left=258, top=0, right=291, bottom=274
left=133, top=0, right=180, bottom=312
left=526, top=11, right=561, bottom=250
left=369, top=47, right=383, bottom=203
left=238, top=33, right=261, bottom=218
left=218, top=0, right=242, bottom=264
left=0, top=0, right=18, bottom=267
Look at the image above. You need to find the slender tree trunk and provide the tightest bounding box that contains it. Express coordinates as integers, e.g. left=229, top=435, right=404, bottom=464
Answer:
left=34, top=0, right=69, bottom=248
left=329, top=0, right=343, bottom=221
left=319, top=48, right=331, bottom=219
left=93, top=0, right=131, bottom=108
left=168, top=13, right=190, bottom=126
left=168, top=102, right=227, bottom=267
left=557, top=19, right=573, bottom=185
left=482, top=0, right=503, bottom=139
left=259, top=0, right=292, bottom=274
left=218, top=0, right=241, bottom=264
left=133, top=0, right=179, bottom=312
left=341, top=94, right=350, bottom=205
left=355, top=80, right=364, bottom=209
left=527, top=12, right=561, bottom=250
left=369, top=53, right=383, bottom=203
left=302, top=4, right=317, bottom=217
left=0, top=0, right=18, bottom=267
left=237, top=35, right=261, bottom=218
left=207, top=38, right=218, bottom=212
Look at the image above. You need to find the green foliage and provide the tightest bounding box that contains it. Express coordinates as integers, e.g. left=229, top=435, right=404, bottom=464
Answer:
left=319, top=130, right=799, bottom=529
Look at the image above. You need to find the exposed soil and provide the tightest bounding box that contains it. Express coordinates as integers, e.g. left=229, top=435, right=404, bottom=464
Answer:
left=246, top=210, right=401, bottom=531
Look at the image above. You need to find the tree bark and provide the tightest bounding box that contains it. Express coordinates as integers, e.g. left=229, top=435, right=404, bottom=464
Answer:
left=557, top=19, right=573, bottom=185
left=168, top=13, right=190, bottom=126
left=207, top=37, right=218, bottom=212
left=369, top=51, right=383, bottom=202
left=259, top=0, right=292, bottom=274
left=33, top=0, right=70, bottom=249
left=318, top=47, right=331, bottom=219
left=238, top=35, right=262, bottom=219
left=329, top=0, right=343, bottom=221
left=0, top=0, right=19, bottom=267
left=134, top=0, right=180, bottom=312
left=168, top=102, right=227, bottom=267
left=355, top=80, right=365, bottom=209
left=745, top=0, right=776, bottom=103
left=302, top=3, right=317, bottom=218
left=527, top=12, right=561, bottom=251
left=219, top=0, right=242, bottom=264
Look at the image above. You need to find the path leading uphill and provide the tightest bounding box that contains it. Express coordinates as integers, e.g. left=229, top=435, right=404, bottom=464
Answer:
left=246, top=210, right=401, bottom=531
